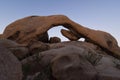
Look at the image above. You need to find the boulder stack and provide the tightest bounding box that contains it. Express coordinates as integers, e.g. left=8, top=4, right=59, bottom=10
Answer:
left=0, top=15, right=120, bottom=80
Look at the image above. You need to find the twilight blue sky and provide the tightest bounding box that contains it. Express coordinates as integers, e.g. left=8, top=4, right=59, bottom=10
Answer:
left=0, top=0, right=120, bottom=46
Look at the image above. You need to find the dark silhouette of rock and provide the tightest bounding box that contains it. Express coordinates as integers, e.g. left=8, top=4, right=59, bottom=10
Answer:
left=0, top=46, right=22, bottom=80
left=49, top=37, right=61, bottom=43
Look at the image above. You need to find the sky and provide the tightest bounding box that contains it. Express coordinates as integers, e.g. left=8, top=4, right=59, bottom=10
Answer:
left=0, top=0, right=120, bottom=46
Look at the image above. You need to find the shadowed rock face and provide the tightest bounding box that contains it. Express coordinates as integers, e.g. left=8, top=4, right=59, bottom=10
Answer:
left=21, top=41, right=120, bottom=80
left=0, top=39, right=29, bottom=59
left=21, top=45, right=97, bottom=80
left=2, top=15, right=120, bottom=58
left=51, top=47, right=97, bottom=80
left=0, top=46, right=22, bottom=80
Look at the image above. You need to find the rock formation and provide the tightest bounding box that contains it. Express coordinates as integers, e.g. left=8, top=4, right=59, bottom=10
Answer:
left=50, top=46, right=97, bottom=80
left=1, top=15, right=120, bottom=59
left=0, top=34, right=2, bottom=38
left=28, top=41, right=49, bottom=54
left=61, top=29, right=80, bottom=41
left=0, top=39, right=29, bottom=59
left=21, top=42, right=120, bottom=80
left=49, top=37, right=61, bottom=43
left=0, top=46, right=22, bottom=80
left=2, top=16, right=49, bottom=45
left=0, top=15, right=120, bottom=80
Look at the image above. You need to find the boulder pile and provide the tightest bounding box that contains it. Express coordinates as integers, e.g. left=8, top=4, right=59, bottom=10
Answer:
left=0, top=15, right=120, bottom=80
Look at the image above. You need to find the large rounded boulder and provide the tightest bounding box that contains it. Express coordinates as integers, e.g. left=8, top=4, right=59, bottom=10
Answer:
left=0, top=46, right=22, bottom=80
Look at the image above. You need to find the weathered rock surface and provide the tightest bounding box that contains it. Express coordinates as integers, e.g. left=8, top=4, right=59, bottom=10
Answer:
left=50, top=41, right=120, bottom=80
left=2, top=16, right=49, bottom=45
left=21, top=41, right=120, bottom=80
left=28, top=41, right=49, bottom=54
left=61, top=29, right=80, bottom=41
left=0, top=39, right=29, bottom=59
left=0, top=38, right=20, bottom=47
left=95, top=55, right=120, bottom=80
left=2, top=15, right=120, bottom=59
left=1, top=15, right=120, bottom=80
left=51, top=46, right=97, bottom=80
left=0, top=46, right=22, bottom=80
left=21, top=45, right=97, bottom=80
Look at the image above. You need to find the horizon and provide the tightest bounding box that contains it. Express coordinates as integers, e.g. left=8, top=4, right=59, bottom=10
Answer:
left=0, top=0, right=120, bottom=46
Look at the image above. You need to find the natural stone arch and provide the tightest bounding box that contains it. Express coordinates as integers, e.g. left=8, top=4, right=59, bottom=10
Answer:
left=1, top=15, right=120, bottom=59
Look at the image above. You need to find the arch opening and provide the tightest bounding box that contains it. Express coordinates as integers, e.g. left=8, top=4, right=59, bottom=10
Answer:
left=48, top=26, right=69, bottom=42
left=48, top=25, right=87, bottom=42
left=79, top=38, right=85, bottom=42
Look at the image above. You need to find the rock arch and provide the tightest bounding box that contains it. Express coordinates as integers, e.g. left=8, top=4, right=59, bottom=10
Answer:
left=1, top=15, right=120, bottom=59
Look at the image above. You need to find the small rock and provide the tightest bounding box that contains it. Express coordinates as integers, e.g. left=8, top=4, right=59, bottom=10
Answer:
left=49, top=37, right=61, bottom=43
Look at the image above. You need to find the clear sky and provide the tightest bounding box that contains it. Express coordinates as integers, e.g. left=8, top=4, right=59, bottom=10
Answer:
left=0, top=0, right=120, bottom=46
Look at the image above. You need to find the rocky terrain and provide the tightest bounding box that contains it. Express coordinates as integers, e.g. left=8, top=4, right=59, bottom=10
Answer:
left=0, top=15, right=120, bottom=80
